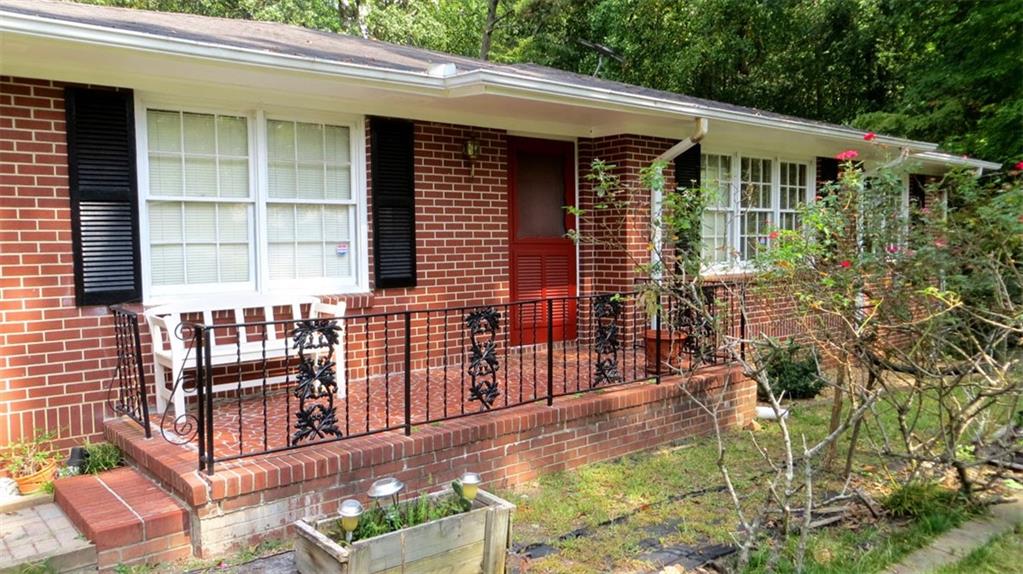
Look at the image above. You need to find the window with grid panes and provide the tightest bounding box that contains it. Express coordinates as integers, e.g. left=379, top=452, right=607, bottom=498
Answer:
left=142, top=107, right=363, bottom=297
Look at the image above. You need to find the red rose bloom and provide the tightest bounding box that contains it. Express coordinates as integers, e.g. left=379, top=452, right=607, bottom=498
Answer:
left=839, top=260, right=852, bottom=268
left=863, top=132, right=876, bottom=141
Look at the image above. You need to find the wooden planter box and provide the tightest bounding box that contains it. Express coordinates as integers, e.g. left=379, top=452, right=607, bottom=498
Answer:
left=294, top=489, right=515, bottom=574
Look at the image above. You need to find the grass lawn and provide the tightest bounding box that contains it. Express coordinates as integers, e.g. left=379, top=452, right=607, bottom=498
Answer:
left=934, top=525, right=1023, bottom=573
left=500, top=393, right=997, bottom=574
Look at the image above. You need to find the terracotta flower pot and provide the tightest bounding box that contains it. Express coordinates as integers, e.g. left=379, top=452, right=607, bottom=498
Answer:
left=644, top=329, right=690, bottom=375
left=14, top=460, right=56, bottom=495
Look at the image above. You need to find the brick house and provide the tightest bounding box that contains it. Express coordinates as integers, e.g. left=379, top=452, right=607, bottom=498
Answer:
left=0, top=0, right=1000, bottom=568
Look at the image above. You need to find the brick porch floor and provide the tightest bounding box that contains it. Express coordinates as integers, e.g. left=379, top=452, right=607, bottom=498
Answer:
left=153, top=343, right=654, bottom=460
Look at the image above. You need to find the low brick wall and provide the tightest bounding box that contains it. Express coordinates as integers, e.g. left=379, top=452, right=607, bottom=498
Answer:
left=107, top=365, right=754, bottom=557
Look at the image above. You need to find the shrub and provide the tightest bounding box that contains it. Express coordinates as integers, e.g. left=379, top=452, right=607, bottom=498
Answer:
left=883, top=482, right=962, bottom=519
left=82, top=441, right=122, bottom=474
left=757, top=339, right=825, bottom=400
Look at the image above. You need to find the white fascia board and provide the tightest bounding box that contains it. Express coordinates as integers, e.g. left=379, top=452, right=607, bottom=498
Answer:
left=0, top=8, right=951, bottom=155
left=0, top=9, right=447, bottom=94
left=911, top=151, right=1001, bottom=171
left=451, top=70, right=940, bottom=152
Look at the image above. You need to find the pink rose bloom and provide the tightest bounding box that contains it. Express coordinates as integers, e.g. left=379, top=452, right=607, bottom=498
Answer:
left=885, top=244, right=899, bottom=254
left=836, top=150, right=859, bottom=161
left=769, top=230, right=780, bottom=240
left=934, top=238, right=948, bottom=248
left=1015, top=160, right=1023, bottom=171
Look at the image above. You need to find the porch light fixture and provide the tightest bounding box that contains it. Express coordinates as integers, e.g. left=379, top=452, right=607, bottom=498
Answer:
left=459, top=471, right=482, bottom=502
left=464, top=136, right=482, bottom=176
left=367, top=476, right=405, bottom=507
left=338, top=499, right=364, bottom=543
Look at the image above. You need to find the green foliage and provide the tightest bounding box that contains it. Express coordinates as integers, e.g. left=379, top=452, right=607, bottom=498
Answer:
left=82, top=441, right=123, bottom=474
left=757, top=339, right=824, bottom=400
left=0, top=429, right=58, bottom=478
left=112, top=564, right=155, bottom=574
left=328, top=481, right=474, bottom=544
left=15, top=559, right=58, bottom=574
left=882, top=482, right=965, bottom=519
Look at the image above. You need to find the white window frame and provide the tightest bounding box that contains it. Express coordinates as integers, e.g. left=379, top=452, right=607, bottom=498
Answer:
left=136, top=95, right=369, bottom=303
left=699, top=148, right=816, bottom=274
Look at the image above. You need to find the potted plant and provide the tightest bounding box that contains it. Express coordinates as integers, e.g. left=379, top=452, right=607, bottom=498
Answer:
left=644, top=328, right=690, bottom=375
left=294, top=473, right=515, bottom=574
left=0, top=430, right=58, bottom=495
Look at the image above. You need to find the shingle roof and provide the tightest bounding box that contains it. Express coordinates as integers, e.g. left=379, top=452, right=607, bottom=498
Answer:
left=1, top=0, right=862, bottom=135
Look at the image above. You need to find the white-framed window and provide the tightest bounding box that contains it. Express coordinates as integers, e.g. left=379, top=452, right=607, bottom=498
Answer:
left=699, top=152, right=814, bottom=269
left=137, top=99, right=367, bottom=300
left=700, top=153, right=733, bottom=264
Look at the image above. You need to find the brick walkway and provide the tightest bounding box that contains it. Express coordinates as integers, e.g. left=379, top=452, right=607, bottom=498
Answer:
left=154, top=344, right=654, bottom=459
left=0, top=501, right=95, bottom=571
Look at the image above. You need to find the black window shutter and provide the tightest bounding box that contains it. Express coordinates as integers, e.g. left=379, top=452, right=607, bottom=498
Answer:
left=673, top=143, right=701, bottom=190
left=816, top=156, right=840, bottom=191
left=370, top=118, right=417, bottom=289
left=672, top=144, right=701, bottom=266
left=908, top=174, right=928, bottom=208
left=65, top=87, right=142, bottom=306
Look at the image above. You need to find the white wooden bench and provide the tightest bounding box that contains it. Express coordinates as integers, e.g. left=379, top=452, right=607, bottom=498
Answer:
left=144, top=294, right=346, bottom=421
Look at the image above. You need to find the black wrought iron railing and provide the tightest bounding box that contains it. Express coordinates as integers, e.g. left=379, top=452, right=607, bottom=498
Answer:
left=147, top=288, right=743, bottom=474
left=108, top=305, right=152, bottom=438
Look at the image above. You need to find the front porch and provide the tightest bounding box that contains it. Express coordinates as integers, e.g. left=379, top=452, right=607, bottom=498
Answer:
left=78, top=288, right=757, bottom=562
left=113, top=288, right=743, bottom=471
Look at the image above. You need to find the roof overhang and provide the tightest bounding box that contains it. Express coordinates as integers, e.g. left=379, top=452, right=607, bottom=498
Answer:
left=0, top=5, right=999, bottom=170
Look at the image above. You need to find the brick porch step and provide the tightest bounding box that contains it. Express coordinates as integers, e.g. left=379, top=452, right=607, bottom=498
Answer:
left=53, top=467, right=192, bottom=569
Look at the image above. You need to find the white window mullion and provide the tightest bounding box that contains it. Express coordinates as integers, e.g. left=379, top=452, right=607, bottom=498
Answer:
left=254, top=109, right=269, bottom=294
left=772, top=158, right=781, bottom=241
left=731, top=153, right=741, bottom=265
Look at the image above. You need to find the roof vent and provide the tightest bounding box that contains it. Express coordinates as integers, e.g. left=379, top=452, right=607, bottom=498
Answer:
left=427, top=62, right=457, bottom=78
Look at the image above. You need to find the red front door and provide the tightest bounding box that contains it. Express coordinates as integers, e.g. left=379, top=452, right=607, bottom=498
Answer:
left=508, top=137, right=577, bottom=345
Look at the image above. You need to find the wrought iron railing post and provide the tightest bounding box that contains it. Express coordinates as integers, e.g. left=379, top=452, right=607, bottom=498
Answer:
left=740, top=284, right=747, bottom=361
left=129, top=312, right=151, bottom=438
left=655, top=304, right=662, bottom=384
left=404, top=311, right=412, bottom=436
left=204, top=326, right=215, bottom=474
left=546, top=299, right=554, bottom=406
left=194, top=325, right=206, bottom=473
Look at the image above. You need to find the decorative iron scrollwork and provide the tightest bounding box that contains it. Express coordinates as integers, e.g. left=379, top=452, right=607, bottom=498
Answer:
left=291, top=319, right=344, bottom=444
left=593, top=295, right=623, bottom=387
left=466, top=307, right=501, bottom=410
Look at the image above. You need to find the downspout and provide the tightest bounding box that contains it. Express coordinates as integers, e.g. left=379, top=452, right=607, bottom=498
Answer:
left=651, top=118, right=708, bottom=282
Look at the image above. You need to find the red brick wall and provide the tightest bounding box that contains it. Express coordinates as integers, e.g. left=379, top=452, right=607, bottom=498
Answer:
left=577, top=135, right=677, bottom=295
left=366, top=121, right=509, bottom=312
left=0, top=77, right=113, bottom=450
